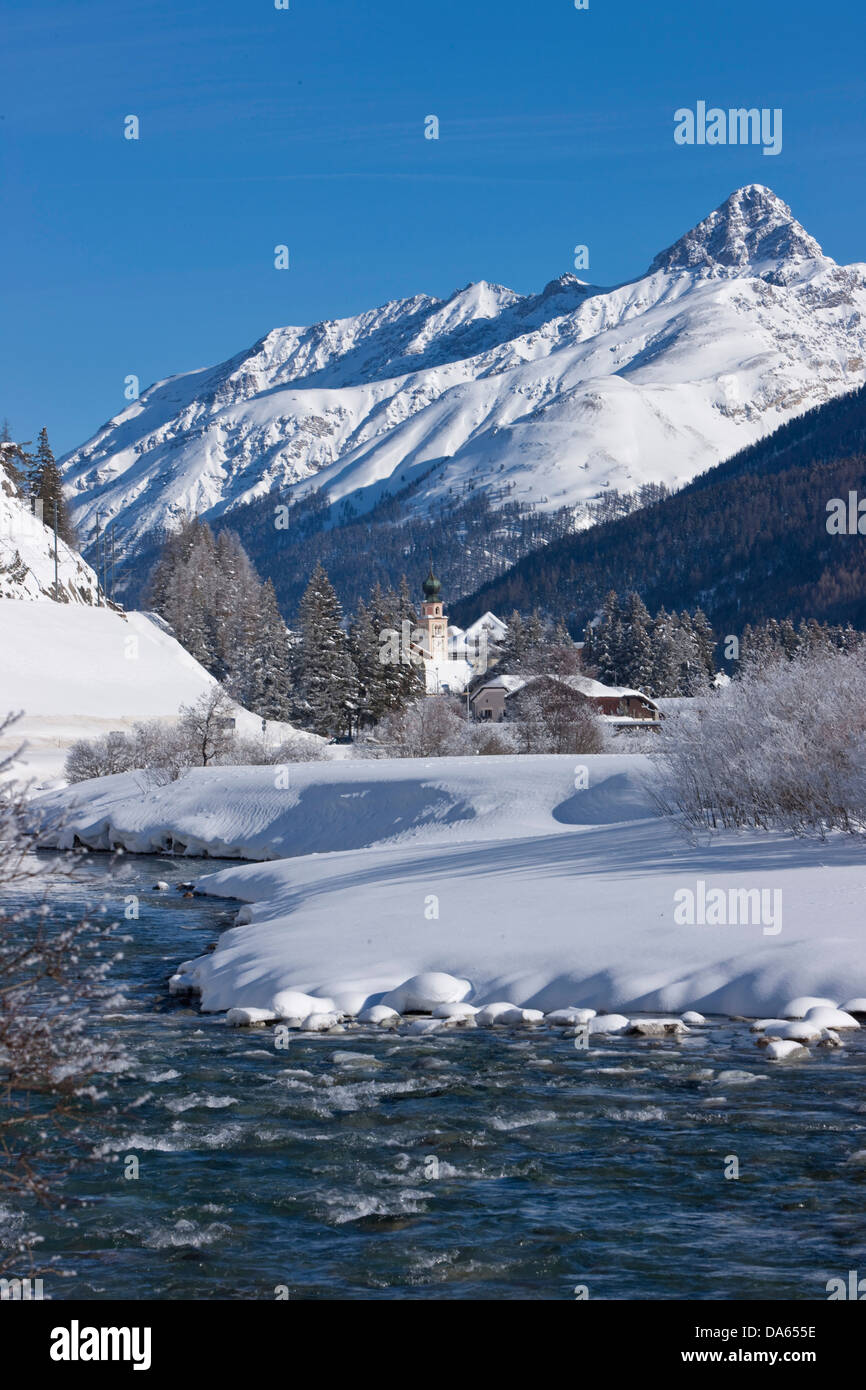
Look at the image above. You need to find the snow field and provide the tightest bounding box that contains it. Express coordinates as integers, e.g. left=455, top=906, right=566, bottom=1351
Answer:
left=34, top=753, right=866, bottom=1027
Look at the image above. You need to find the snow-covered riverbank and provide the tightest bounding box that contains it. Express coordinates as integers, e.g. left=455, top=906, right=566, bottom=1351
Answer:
left=33, top=754, right=866, bottom=1020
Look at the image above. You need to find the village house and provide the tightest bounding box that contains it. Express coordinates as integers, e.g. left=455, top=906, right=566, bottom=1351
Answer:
left=469, top=671, right=661, bottom=729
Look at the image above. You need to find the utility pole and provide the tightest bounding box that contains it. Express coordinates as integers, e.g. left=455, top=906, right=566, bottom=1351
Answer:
left=53, top=500, right=59, bottom=601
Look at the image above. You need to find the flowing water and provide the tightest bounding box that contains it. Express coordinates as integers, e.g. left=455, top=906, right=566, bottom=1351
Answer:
left=3, top=851, right=866, bottom=1301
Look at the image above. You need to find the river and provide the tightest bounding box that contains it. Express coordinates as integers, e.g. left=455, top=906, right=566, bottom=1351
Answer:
left=3, top=850, right=865, bottom=1300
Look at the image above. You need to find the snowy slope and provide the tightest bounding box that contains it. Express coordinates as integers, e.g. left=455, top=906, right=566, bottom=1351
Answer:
left=32, top=754, right=866, bottom=1018
left=61, top=185, right=866, bottom=561
left=0, top=472, right=100, bottom=603
left=0, top=599, right=286, bottom=784
left=0, top=600, right=222, bottom=718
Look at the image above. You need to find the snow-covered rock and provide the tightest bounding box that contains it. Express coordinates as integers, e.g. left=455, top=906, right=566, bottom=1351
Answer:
left=803, top=1006, right=860, bottom=1030
left=498, top=1007, right=544, bottom=1026
left=226, top=1006, right=276, bottom=1026
left=760, top=1020, right=823, bottom=1043
left=432, top=1002, right=478, bottom=1020
left=588, top=1014, right=631, bottom=1035
left=404, top=1017, right=443, bottom=1035
left=627, top=1019, right=688, bottom=1037
left=357, top=1005, right=401, bottom=1025
left=300, top=1012, right=342, bottom=1032
left=782, top=995, right=838, bottom=1018
left=681, top=1011, right=706, bottom=1026
left=841, top=998, right=866, bottom=1017
left=475, top=1001, right=522, bottom=1026
left=167, top=973, right=196, bottom=995
left=545, top=1007, right=597, bottom=1026
left=272, top=990, right=336, bottom=1020
left=381, top=972, right=472, bottom=1014
left=764, top=1039, right=809, bottom=1061
left=328, top=991, right=369, bottom=1019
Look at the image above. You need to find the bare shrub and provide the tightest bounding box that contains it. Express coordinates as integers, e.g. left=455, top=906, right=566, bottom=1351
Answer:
left=64, top=687, right=326, bottom=784
left=510, top=682, right=606, bottom=754
left=651, top=648, right=866, bottom=835
left=375, top=696, right=473, bottom=758
left=225, top=733, right=325, bottom=765
left=470, top=723, right=518, bottom=755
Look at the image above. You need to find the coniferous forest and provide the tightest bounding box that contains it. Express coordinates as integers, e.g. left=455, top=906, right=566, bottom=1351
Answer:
left=451, top=383, right=866, bottom=637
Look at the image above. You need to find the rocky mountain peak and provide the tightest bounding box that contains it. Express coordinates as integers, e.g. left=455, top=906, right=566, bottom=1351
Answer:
left=648, top=184, right=825, bottom=276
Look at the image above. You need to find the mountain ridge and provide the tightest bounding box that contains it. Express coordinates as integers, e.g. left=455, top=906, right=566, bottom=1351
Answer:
left=60, top=184, right=866, bottom=595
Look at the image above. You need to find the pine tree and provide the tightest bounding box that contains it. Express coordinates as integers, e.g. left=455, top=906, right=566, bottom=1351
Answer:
left=147, top=519, right=299, bottom=721
left=394, top=576, right=425, bottom=704
left=585, top=591, right=624, bottom=685
left=31, top=428, right=77, bottom=547
left=498, top=610, right=528, bottom=670
left=0, top=425, right=31, bottom=493
left=229, top=578, right=294, bottom=720
left=648, top=607, right=682, bottom=696
left=349, top=597, right=385, bottom=727
left=292, top=563, right=359, bottom=737
left=690, top=608, right=717, bottom=684
left=618, top=592, right=654, bottom=690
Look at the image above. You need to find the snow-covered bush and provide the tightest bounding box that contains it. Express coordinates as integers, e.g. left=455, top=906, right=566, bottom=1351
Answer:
left=509, top=682, right=606, bottom=755
left=64, top=729, right=140, bottom=782
left=225, top=734, right=325, bottom=765
left=470, top=723, right=518, bottom=756
left=374, top=696, right=473, bottom=758
left=652, top=647, right=866, bottom=835
left=371, top=685, right=606, bottom=759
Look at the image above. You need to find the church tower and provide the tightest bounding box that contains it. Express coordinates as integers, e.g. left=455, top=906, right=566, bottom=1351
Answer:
left=420, top=565, right=448, bottom=663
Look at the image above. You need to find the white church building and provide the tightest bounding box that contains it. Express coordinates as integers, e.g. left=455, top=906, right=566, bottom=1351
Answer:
left=414, top=566, right=506, bottom=695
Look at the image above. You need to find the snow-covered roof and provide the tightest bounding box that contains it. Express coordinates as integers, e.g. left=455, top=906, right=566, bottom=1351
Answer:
left=424, top=657, right=473, bottom=694
left=472, top=673, right=525, bottom=694
left=563, top=674, right=660, bottom=709
left=472, top=671, right=659, bottom=710
left=463, top=611, right=507, bottom=641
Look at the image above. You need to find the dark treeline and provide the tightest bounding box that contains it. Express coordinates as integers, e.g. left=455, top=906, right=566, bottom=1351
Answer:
left=451, top=383, right=866, bottom=637
left=205, top=474, right=578, bottom=621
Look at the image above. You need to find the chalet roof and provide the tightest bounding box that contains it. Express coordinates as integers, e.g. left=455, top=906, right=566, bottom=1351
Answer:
left=463, top=611, right=508, bottom=640
left=471, top=671, right=659, bottom=710
left=471, top=673, right=525, bottom=694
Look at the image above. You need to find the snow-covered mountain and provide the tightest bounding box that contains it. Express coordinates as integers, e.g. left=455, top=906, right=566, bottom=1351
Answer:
left=0, top=465, right=101, bottom=603
left=61, top=185, right=866, bottom=565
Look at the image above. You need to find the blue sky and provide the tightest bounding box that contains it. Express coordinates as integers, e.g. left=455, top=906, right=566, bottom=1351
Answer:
left=4, top=0, right=865, bottom=455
